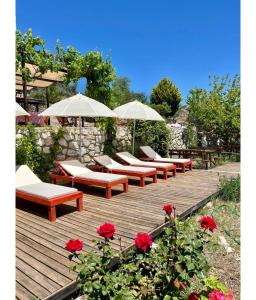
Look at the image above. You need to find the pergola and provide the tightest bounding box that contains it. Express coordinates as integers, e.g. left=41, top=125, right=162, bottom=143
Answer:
left=16, top=63, right=66, bottom=112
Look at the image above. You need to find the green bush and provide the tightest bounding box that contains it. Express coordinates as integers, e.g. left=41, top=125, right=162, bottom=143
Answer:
left=220, top=153, right=240, bottom=164
left=219, top=176, right=240, bottom=202
left=16, top=124, right=64, bottom=182
left=133, top=120, right=171, bottom=157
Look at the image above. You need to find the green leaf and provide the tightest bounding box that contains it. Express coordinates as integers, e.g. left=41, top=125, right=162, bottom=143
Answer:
left=174, top=263, right=183, bottom=273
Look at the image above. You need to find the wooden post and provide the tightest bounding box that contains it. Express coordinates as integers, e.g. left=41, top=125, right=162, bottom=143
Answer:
left=45, top=87, right=50, bottom=108
left=45, top=87, right=50, bottom=125
left=21, top=58, right=28, bottom=112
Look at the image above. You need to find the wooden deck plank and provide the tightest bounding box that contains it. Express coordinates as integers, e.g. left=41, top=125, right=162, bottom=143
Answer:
left=15, top=162, right=240, bottom=300
left=16, top=248, right=71, bottom=287
left=16, top=282, right=37, bottom=300
left=16, top=268, right=50, bottom=299
left=16, top=257, right=61, bottom=293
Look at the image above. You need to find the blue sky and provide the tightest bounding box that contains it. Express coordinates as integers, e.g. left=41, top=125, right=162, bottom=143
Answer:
left=16, top=0, right=240, bottom=104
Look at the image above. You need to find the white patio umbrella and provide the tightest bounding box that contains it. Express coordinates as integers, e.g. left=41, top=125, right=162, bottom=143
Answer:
left=16, top=102, right=30, bottom=116
left=113, top=100, right=164, bottom=154
left=39, top=93, right=117, bottom=160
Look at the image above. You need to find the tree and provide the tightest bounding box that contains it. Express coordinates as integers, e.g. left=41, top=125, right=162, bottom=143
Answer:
left=83, top=52, right=115, bottom=106
left=111, top=77, right=132, bottom=107
left=16, top=29, right=61, bottom=110
left=150, top=77, right=182, bottom=118
left=111, top=76, right=148, bottom=108
left=56, top=42, right=116, bottom=106
left=187, top=74, right=240, bottom=146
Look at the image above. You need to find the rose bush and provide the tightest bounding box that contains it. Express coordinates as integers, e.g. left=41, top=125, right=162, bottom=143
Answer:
left=66, top=206, right=234, bottom=300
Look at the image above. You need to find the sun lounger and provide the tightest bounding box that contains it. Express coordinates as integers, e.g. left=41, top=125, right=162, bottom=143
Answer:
left=116, top=152, right=176, bottom=179
left=140, top=146, right=192, bottom=173
left=93, top=155, right=157, bottom=187
left=51, top=159, right=128, bottom=199
left=16, top=165, right=83, bottom=221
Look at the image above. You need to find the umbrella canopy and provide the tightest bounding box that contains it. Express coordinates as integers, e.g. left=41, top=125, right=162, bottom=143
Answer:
left=113, top=100, right=164, bottom=154
left=39, top=93, right=117, bottom=161
left=39, top=93, right=116, bottom=117
left=113, top=100, right=164, bottom=121
left=16, top=102, right=30, bottom=116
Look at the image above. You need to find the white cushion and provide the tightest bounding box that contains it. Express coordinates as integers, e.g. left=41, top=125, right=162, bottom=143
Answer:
left=140, top=146, right=158, bottom=159
left=154, top=157, right=191, bottom=163
left=109, top=165, right=156, bottom=173
left=94, top=155, right=155, bottom=173
left=134, top=161, right=174, bottom=168
left=76, top=172, right=127, bottom=182
left=116, top=152, right=173, bottom=167
left=17, top=182, right=78, bottom=200
left=116, top=152, right=141, bottom=164
left=94, top=155, right=121, bottom=168
left=16, top=165, right=42, bottom=188
left=59, top=160, right=92, bottom=176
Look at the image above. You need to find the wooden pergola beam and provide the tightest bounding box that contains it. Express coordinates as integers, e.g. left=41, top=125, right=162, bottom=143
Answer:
left=16, top=73, right=65, bottom=84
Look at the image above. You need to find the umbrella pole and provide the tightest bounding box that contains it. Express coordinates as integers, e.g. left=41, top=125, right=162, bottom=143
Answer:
left=132, top=119, right=136, bottom=155
left=79, top=116, right=82, bottom=161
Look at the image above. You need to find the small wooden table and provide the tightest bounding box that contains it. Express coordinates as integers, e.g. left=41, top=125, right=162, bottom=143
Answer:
left=169, top=148, right=219, bottom=169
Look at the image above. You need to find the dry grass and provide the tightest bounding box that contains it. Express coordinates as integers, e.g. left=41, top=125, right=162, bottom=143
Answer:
left=194, top=198, right=240, bottom=299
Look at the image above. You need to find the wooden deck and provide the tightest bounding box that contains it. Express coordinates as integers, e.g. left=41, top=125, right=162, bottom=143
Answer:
left=16, top=162, right=240, bottom=300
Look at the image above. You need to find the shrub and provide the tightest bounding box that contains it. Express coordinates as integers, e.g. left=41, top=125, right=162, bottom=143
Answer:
left=16, top=124, right=64, bottom=182
left=134, top=120, right=171, bottom=157
left=219, top=176, right=240, bottom=202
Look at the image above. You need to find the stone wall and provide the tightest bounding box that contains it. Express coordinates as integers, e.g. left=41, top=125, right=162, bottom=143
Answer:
left=167, top=123, right=188, bottom=149
left=16, top=122, right=190, bottom=166
left=16, top=123, right=132, bottom=165
left=112, top=125, right=132, bottom=152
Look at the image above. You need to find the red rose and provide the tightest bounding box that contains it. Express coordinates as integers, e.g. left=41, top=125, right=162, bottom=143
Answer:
left=208, top=290, right=226, bottom=300
left=188, top=292, right=199, bottom=300
left=134, top=233, right=152, bottom=252
left=97, top=223, right=115, bottom=239
left=188, top=292, right=200, bottom=300
left=163, top=204, right=173, bottom=215
left=65, top=239, right=83, bottom=252
left=199, top=216, right=217, bottom=232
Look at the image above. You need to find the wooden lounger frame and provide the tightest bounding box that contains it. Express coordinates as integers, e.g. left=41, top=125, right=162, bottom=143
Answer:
left=93, top=164, right=158, bottom=187
left=116, top=156, right=177, bottom=180
left=140, top=154, right=193, bottom=173
left=16, top=190, right=83, bottom=222
left=50, top=161, right=129, bottom=199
